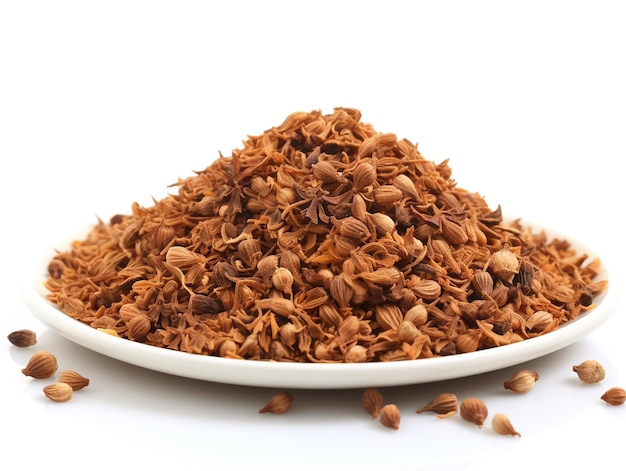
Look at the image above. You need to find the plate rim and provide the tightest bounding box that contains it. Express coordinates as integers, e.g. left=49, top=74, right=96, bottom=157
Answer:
left=18, top=220, right=619, bottom=389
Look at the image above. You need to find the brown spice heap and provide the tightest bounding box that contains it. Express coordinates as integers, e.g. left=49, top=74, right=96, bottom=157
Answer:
left=44, top=108, right=608, bottom=363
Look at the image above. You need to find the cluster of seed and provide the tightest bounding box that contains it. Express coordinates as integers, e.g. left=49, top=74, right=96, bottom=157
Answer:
left=43, top=108, right=608, bottom=364
left=9, top=329, right=90, bottom=402
left=357, top=357, right=625, bottom=433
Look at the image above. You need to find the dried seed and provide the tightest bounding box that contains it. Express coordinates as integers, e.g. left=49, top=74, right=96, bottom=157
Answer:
left=22, top=351, right=58, bottom=379
left=7, top=329, right=37, bottom=347
left=259, top=392, right=294, bottom=414
left=460, top=397, right=488, bottom=427
left=379, top=404, right=401, bottom=430
left=491, top=413, right=521, bottom=437
left=487, top=245, right=519, bottom=283
left=58, top=370, right=90, bottom=391
left=573, top=359, right=605, bottom=383
left=525, top=310, right=554, bottom=333
left=503, top=369, right=539, bottom=394
left=601, top=387, right=626, bottom=406
left=43, top=383, right=73, bottom=403
left=272, top=267, right=294, bottom=295
left=362, top=388, right=384, bottom=418
left=416, top=393, right=458, bottom=418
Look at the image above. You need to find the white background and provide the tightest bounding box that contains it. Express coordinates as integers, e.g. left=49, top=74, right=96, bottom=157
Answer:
left=1, top=1, right=624, bottom=470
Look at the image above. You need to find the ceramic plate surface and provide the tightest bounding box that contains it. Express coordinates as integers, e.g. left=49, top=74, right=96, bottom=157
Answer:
left=18, top=222, right=618, bottom=389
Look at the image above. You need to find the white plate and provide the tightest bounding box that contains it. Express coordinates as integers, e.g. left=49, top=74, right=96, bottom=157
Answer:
left=18, top=223, right=618, bottom=389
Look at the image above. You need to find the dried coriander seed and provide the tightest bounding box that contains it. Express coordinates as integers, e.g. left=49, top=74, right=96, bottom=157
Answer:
left=22, top=351, right=58, bottom=379
left=416, top=393, right=458, bottom=418
left=43, top=383, right=73, bottom=402
left=58, top=370, right=90, bottom=391
left=573, top=360, right=605, bottom=383
left=259, top=392, right=294, bottom=414
left=7, top=329, right=37, bottom=347
left=503, top=369, right=539, bottom=394
left=491, top=413, right=521, bottom=437
left=460, top=398, right=488, bottom=428
left=601, top=387, right=626, bottom=406
left=362, top=387, right=384, bottom=419
left=379, top=404, right=401, bottom=430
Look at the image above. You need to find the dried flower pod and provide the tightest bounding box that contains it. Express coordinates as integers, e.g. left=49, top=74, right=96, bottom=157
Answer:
left=351, top=161, right=377, bottom=192
left=471, top=271, right=493, bottom=298
left=487, top=245, right=519, bottom=283
left=404, top=304, right=428, bottom=327
left=259, top=392, right=294, bottom=414
left=333, top=216, right=371, bottom=241
left=373, top=185, right=403, bottom=206
left=573, top=359, right=605, bottom=383
left=345, top=345, right=369, bottom=363
left=367, top=212, right=396, bottom=236
left=375, top=304, right=403, bottom=331
left=22, top=351, right=58, bottom=379
left=379, top=404, right=401, bottom=430
left=312, top=160, right=344, bottom=184
left=460, top=397, right=488, bottom=427
left=272, top=267, right=294, bottom=295
left=392, top=174, right=419, bottom=200
left=397, top=321, right=419, bottom=343
left=362, top=388, right=384, bottom=418
left=503, top=369, right=539, bottom=394
left=525, top=310, right=554, bottom=333
left=411, top=279, right=441, bottom=301
left=43, top=382, right=73, bottom=402
left=491, top=413, right=521, bottom=437
left=416, top=393, right=458, bottom=418
left=601, top=387, right=626, bottom=406
left=7, top=329, right=37, bottom=347
left=58, top=370, right=90, bottom=391
left=126, top=315, right=151, bottom=340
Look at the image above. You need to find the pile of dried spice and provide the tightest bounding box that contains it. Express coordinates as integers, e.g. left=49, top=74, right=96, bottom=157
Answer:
left=44, top=108, right=608, bottom=362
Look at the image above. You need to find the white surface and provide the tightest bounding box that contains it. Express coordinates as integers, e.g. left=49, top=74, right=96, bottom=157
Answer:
left=19, top=221, right=618, bottom=389
left=1, top=1, right=625, bottom=470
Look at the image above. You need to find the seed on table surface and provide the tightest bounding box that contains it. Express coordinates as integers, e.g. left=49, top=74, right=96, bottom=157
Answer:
left=259, top=392, right=294, bottom=414
left=379, top=404, right=401, bottom=430
left=503, top=369, right=539, bottom=394
left=43, top=383, right=73, bottom=402
left=58, top=370, right=90, bottom=391
left=460, top=397, right=488, bottom=428
left=601, top=387, right=626, bottom=406
left=7, top=329, right=37, bottom=347
left=491, top=413, right=521, bottom=437
left=573, top=359, right=605, bottom=383
left=21, top=351, right=58, bottom=379
left=416, top=393, right=458, bottom=418
left=362, top=387, right=384, bottom=419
